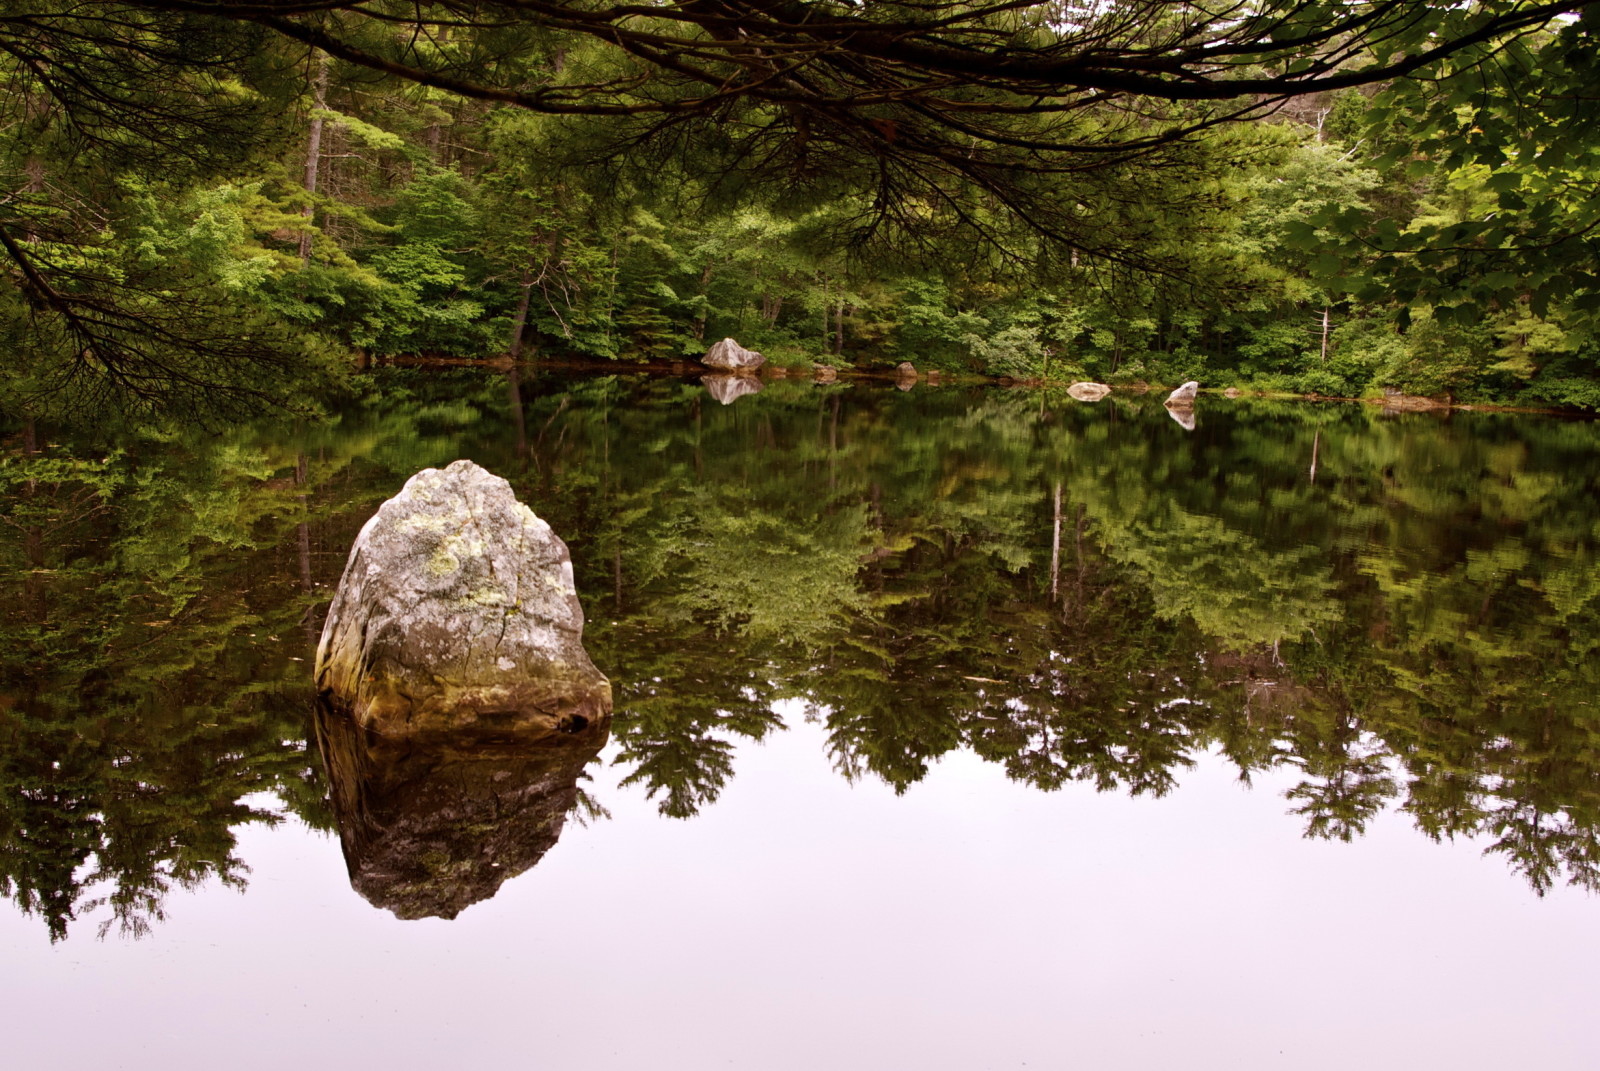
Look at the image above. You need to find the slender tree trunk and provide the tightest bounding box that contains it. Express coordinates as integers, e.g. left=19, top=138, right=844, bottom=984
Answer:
left=693, top=261, right=715, bottom=340
left=298, top=53, right=330, bottom=265
left=821, top=281, right=830, bottom=350
left=509, top=273, right=534, bottom=358
left=22, top=158, right=44, bottom=242
left=1320, top=306, right=1331, bottom=363
left=834, top=302, right=845, bottom=355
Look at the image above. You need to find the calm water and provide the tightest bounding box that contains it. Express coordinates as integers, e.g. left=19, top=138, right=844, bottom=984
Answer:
left=3, top=371, right=1598, bottom=1068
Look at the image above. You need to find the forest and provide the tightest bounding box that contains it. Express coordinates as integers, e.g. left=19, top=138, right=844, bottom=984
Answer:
left=3, top=1, right=1600, bottom=420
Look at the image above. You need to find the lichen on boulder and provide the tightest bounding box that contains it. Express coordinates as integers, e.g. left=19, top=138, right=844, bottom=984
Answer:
left=314, top=459, right=611, bottom=739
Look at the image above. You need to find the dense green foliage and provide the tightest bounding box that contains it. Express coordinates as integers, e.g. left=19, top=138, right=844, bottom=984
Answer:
left=4, top=373, right=1598, bottom=936
left=3, top=3, right=1600, bottom=414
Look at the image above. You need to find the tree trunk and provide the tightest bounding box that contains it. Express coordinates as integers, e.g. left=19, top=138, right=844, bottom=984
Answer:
left=692, top=261, right=715, bottom=341
left=509, top=275, right=534, bottom=358
left=834, top=301, right=845, bottom=355
left=298, top=53, right=330, bottom=265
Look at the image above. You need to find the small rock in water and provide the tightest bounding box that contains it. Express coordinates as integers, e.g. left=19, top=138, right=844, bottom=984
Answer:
left=1068, top=382, right=1111, bottom=402
left=702, top=337, right=765, bottom=372
left=1165, top=381, right=1200, bottom=407
left=315, top=459, right=611, bottom=739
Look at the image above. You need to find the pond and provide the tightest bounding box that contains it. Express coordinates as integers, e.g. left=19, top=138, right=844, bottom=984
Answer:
left=3, top=370, right=1598, bottom=1068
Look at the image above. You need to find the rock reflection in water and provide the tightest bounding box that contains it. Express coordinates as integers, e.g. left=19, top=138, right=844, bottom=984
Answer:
left=315, top=704, right=609, bottom=920
left=702, top=373, right=763, bottom=405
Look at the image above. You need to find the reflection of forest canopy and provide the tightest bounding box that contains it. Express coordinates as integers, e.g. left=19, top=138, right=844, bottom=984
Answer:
left=3, top=373, right=1599, bottom=937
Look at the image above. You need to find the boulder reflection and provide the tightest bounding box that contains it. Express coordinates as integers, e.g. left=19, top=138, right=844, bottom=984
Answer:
left=315, top=703, right=609, bottom=919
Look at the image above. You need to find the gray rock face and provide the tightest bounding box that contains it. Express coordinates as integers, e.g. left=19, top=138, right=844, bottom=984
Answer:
left=315, top=459, right=611, bottom=739
left=1068, top=382, right=1111, bottom=402
left=702, top=337, right=765, bottom=372
left=896, top=361, right=919, bottom=379
left=1165, top=381, right=1200, bottom=407
left=703, top=373, right=764, bottom=405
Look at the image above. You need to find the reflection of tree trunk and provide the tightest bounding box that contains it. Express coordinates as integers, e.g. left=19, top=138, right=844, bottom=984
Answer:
left=294, top=452, right=318, bottom=645
left=828, top=394, right=840, bottom=493
left=1050, top=481, right=1062, bottom=602
left=22, top=420, right=45, bottom=622
left=1309, top=428, right=1321, bottom=485
left=298, top=53, right=330, bottom=265
left=1074, top=503, right=1086, bottom=603
left=692, top=396, right=703, bottom=478
left=506, top=368, right=528, bottom=467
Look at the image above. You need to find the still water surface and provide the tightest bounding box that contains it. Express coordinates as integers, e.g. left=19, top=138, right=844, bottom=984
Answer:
left=2, top=371, right=1598, bottom=1067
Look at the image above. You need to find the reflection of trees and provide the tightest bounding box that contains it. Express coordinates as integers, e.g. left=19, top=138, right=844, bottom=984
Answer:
left=518, top=382, right=1600, bottom=896
left=0, top=441, right=327, bottom=939
left=6, top=375, right=1600, bottom=939
left=0, top=378, right=525, bottom=938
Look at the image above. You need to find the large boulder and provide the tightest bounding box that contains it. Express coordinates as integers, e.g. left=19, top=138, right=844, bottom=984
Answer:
left=1165, top=381, right=1200, bottom=407
left=1067, top=381, right=1111, bottom=402
left=315, top=459, right=611, bottom=739
left=702, top=337, right=765, bottom=372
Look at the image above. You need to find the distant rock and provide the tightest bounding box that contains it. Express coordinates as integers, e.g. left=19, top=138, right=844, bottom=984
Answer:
left=315, top=459, right=611, bottom=739
left=1165, top=381, right=1200, bottom=407
left=1223, top=387, right=1243, bottom=398
left=703, top=373, right=764, bottom=404
left=813, top=365, right=838, bottom=384
left=1379, top=390, right=1449, bottom=411
left=896, top=361, right=919, bottom=380
left=702, top=337, right=765, bottom=372
left=1068, top=382, right=1111, bottom=402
